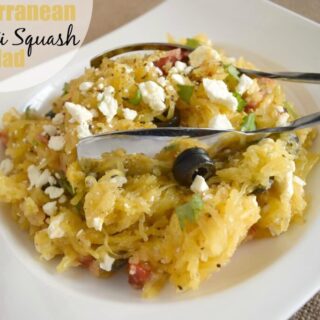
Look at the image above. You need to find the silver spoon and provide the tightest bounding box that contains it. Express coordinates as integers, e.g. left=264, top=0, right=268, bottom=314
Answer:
left=90, top=42, right=320, bottom=84
left=77, top=111, right=320, bottom=160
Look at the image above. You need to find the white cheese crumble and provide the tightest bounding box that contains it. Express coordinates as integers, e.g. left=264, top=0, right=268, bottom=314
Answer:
left=90, top=109, right=99, bottom=118
left=184, top=66, right=193, bottom=75
left=98, top=86, right=118, bottom=123
left=110, top=175, right=127, bottom=187
left=45, top=186, right=64, bottom=199
left=190, top=175, right=209, bottom=193
left=48, top=135, right=65, bottom=151
left=27, top=165, right=51, bottom=189
left=236, top=74, right=254, bottom=95
left=52, top=113, right=64, bottom=125
left=138, top=81, right=166, bottom=112
left=277, top=113, right=290, bottom=127
left=208, top=114, right=234, bottom=130
left=99, top=253, right=115, bottom=272
left=0, top=158, right=13, bottom=176
left=92, top=217, right=104, bottom=231
left=171, top=74, right=186, bottom=85
left=65, top=102, right=93, bottom=124
left=157, top=76, right=168, bottom=87
left=189, top=45, right=221, bottom=67
left=203, top=78, right=238, bottom=111
left=48, top=214, right=65, bottom=239
left=79, top=81, right=94, bottom=92
left=43, top=125, right=57, bottom=136
left=123, top=108, right=138, bottom=121
left=77, top=122, right=92, bottom=139
left=97, top=83, right=105, bottom=90
left=58, top=195, right=67, bottom=204
left=42, top=201, right=57, bottom=216
left=175, top=61, right=187, bottom=73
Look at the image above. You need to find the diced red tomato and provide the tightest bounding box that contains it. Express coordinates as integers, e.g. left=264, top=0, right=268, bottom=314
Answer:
left=37, top=133, right=49, bottom=144
left=244, top=102, right=258, bottom=113
left=128, top=262, right=152, bottom=289
left=154, top=48, right=189, bottom=73
left=79, top=255, right=94, bottom=268
left=0, top=131, right=8, bottom=147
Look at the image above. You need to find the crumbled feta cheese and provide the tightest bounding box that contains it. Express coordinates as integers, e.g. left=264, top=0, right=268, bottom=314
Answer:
left=276, top=106, right=285, bottom=113
left=157, top=76, right=168, bottom=87
left=48, top=214, right=65, bottom=239
left=123, top=108, right=138, bottom=121
left=48, top=176, right=56, bottom=186
left=123, top=64, right=133, bottom=73
left=0, top=158, right=13, bottom=175
left=169, top=67, right=178, bottom=74
left=277, top=113, right=290, bottom=127
left=97, top=93, right=104, bottom=101
left=208, top=114, right=234, bottom=130
left=79, top=81, right=93, bottom=92
left=203, top=78, right=238, bottom=111
left=27, top=165, right=51, bottom=189
left=294, top=175, right=306, bottom=187
left=99, top=253, right=115, bottom=272
left=58, top=195, right=67, bottom=204
left=43, top=125, right=57, bottom=136
left=138, top=81, right=166, bottom=112
left=45, top=186, right=64, bottom=199
left=98, top=86, right=118, bottom=123
left=110, top=175, right=127, bottom=187
left=42, top=201, right=57, bottom=216
left=52, top=113, right=64, bottom=125
left=85, top=176, right=96, bottom=188
left=171, top=74, right=186, bottom=85
left=184, top=66, right=193, bottom=75
left=48, top=136, right=65, bottom=151
left=236, top=74, right=254, bottom=95
left=175, top=61, right=187, bottom=73
left=92, top=217, right=104, bottom=231
left=97, top=83, right=105, bottom=90
left=189, top=45, right=221, bottom=67
left=65, top=102, right=93, bottom=124
left=190, top=175, right=209, bottom=193
left=77, top=122, right=92, bottom=139
left=155, top=67, right=163, bottom=76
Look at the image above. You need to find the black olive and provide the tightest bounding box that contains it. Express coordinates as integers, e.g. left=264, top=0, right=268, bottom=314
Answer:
left=45, top=110, right=56, bottom=119
left=111, top=259, right=128, bottom=271
left=173, top=147, right=215, bottom=186
left=154, top=109, right=180, bottom=127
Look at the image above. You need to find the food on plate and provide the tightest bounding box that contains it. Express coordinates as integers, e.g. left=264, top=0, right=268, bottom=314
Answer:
left=0, top=34, right=318, bottom=297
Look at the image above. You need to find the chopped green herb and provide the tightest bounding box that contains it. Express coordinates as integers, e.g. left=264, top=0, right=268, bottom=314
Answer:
left=284, top=101, right=298, bottom=119
left=186, top=38, right=201, bottom=49
left=62, top=82, right=69, bottom=95
left=128, top=89, right=142, bottom=105
left=241, top=113, right=256, bottom=132
left=176, top=194, right=204, bottom=229
left=57, top=176, right=74, bottom=196
left=225, top=64, right=240, bottom=80
left=178, top=85, right=194, bottom=103
left=233, top=92, right=247, bottom=112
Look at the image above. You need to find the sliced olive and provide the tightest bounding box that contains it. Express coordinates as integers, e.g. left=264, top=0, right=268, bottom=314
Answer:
left=112, top=259, right=128, bottom=271
left=45, top=110, right=56, bottom=119
left=173, top=147, right=215, bottom=186
left=154, top=109, right=180, bottom=127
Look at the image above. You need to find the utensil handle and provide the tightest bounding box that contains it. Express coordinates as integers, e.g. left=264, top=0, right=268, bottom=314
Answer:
left=239, top=69, right=320, bottom=84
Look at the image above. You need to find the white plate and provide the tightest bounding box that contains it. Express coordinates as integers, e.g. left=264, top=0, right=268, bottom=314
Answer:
left=1, top=0, right=320, bottom=319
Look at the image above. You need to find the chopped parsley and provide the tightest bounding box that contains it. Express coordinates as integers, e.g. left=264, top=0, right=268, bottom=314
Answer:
left=241, top=113, right=256, bottom=131
left=62, top=82, right=69, bottom=95
left=129, top=89, right=142, bottom=105
left=176, top=194, right=204, bottom=229
left=233, top=92, right=247, bottom=112
left=178, top=85, right=194, bottom=103
left=186, top=38, right=201, bottom=49
left=57, top=176, right=74, bottom=196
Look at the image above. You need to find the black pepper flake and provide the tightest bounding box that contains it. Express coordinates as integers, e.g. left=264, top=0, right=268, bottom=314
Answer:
left=178, top=285, right=183, bottom=291
left=216, top=264, right=221, bottom=268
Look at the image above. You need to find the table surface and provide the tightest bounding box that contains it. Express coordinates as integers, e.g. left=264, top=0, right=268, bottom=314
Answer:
left=85, top=1, right=320, bottom=319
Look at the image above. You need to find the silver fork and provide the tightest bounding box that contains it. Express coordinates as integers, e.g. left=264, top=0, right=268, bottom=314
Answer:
left=77, top=111, right=320, bottom=159
left=90, top=42, right=320, bottom=84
